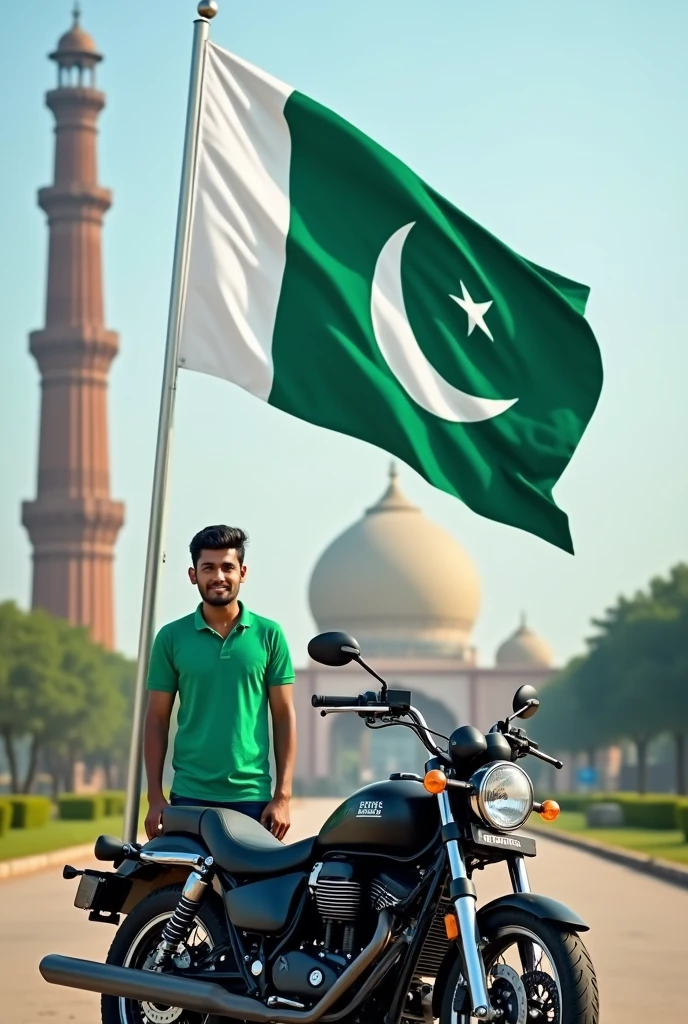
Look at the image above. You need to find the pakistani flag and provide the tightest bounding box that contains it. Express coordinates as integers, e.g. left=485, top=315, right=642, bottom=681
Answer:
left=179, top=43, right=602, bottom=553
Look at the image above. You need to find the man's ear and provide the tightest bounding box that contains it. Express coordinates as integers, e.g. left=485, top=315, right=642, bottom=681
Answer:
left=188, top=566, right=197, bottom=586
left=240, top=563, right=248, bottom=582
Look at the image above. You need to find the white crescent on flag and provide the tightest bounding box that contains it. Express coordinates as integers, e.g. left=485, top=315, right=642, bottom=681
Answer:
left=370, top=222, right=518, bottom=423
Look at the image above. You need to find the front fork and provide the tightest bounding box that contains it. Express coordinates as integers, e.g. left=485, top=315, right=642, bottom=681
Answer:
left=507, top=854, right=540, bottom=975
left=437, top=793, right=534, bottom=1021
left=436, top=790, right=492, bottom=1020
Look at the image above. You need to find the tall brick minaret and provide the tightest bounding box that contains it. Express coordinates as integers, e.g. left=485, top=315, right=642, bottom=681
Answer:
left=22, top=7, right=124, bottom=649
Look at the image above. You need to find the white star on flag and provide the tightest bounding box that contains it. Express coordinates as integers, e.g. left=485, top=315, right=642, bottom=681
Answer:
left=450, top=281, right=494, bottom=341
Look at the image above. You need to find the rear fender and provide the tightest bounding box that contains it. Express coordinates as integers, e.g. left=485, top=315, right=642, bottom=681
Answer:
left=430, top=893, right=588, bottom=1016
left=115, top=834, right=217, bottom=915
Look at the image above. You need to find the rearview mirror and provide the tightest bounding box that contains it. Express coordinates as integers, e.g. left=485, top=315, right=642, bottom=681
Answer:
left=512, top=684, right=540, bottom=720
left=308, top=631, right=361, bottom=667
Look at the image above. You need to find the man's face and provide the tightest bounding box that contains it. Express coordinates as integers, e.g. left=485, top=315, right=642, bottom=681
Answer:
left=189, top=548, right=247, bottom=606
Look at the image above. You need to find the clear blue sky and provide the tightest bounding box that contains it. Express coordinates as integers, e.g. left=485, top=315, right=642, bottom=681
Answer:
left=0, top=0, right=686, bottom=669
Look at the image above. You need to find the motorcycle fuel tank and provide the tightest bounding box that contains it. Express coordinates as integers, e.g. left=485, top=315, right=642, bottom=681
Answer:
left=317, top=780, right=439, bottom=856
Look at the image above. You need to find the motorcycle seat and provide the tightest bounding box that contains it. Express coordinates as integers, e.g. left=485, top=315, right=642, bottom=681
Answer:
left=161, top=805, right=205, bottom=836
left=161, top=806, right=316, bottom=876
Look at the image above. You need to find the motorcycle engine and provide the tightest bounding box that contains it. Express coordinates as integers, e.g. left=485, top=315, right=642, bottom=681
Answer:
left=271, top=861, right=420, bottom=1001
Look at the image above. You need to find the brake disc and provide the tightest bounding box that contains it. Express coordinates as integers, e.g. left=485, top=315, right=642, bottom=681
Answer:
left=522, top=969, right=560, bottom=1022
left=488, top=964, right=527, bottom=1024
left=139, top=1001, right=185, bottom=1024
left=138, top=948, right=191, bottom=1024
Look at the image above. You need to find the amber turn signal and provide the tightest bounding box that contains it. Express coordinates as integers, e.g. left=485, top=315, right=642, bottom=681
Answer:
left=539, top=799, right=560, bottom=822
left=424, top=769, right=448, bottom=794
left=444, top=912, right=459, bottom=940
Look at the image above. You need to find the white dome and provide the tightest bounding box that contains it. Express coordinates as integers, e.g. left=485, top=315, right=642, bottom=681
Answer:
left=308, top=466, right=481, bottom=661
left=496, top=615, right=553, bottom=668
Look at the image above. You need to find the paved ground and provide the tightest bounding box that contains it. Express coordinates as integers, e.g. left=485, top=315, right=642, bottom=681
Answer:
left=1, top=798, right=684, bottom=1022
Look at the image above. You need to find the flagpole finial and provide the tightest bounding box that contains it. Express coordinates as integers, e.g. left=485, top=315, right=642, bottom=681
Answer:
left=197, top=1, right=219, bottom=18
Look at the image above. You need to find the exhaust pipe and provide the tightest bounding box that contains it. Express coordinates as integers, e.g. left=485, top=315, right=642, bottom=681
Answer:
left=39, top=909, right=392, bottom=1023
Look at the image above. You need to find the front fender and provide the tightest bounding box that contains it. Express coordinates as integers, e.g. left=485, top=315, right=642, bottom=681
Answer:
left=430, top=893, right=588, bottom=1017
left=477, top=892, right=589, bottom=933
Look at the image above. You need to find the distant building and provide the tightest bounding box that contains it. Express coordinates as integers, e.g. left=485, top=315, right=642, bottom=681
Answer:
left=294, top=466, right=555, bottom=788
left=22, top=9, right=123, bottom=649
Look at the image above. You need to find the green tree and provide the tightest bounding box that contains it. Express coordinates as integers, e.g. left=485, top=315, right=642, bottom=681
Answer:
left=535, top=564, right=688, bottom=794
left=0, top=602, right=37, bottom=792
left=84, top=650, right=135, bottom=789
left=0, top=602, right=135, bottom=795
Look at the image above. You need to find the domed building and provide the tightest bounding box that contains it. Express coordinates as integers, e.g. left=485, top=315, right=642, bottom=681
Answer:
left=308, top=465, right=480, bottom=663
left=496, top=614, right=553, bottom=670
left=293, top=467, right=557, bottom=788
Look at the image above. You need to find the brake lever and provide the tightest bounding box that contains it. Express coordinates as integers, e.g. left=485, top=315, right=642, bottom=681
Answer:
left=528, top=746, right=563, bottom=770
left=507, top=730, right=562, bottom=769
left=505, top=732, right=529, bottom=755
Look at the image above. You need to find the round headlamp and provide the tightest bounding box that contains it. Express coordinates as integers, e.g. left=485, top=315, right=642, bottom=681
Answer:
left=469, top=762, right=533, bottom=831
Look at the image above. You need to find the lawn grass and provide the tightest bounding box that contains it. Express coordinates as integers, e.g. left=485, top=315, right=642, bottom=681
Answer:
left=0, top=814, right=125, bottom=860
left=0, top=806, right=147, bottom=861
left=530, top=810, right=688, bottom=865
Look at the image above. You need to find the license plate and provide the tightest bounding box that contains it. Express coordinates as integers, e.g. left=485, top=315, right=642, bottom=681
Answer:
left=74, top=873, right=104, bottom=910
left=471, top=825, right=536, bottom=856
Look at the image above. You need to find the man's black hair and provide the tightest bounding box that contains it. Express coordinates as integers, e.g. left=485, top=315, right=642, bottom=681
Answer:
left=190, top=525, right=248, bottom=567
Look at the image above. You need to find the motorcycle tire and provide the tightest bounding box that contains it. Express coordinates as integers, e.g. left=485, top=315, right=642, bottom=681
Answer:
left=101, top=883, right=230, bottom=1024
left=438, top=906, right=599, bottom=1024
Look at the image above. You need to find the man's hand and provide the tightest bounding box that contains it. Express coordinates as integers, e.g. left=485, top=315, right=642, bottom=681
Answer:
left=260, top=796, right=290, bottom=840
left=145, top=795, right=170, bottom=840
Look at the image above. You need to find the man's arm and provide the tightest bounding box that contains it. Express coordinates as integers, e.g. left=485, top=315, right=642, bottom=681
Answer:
left=143, top=628, right=178, bottom=840
left=261, top=684, right=297, bottom=840
left=144, top=690, right=175, bottom=839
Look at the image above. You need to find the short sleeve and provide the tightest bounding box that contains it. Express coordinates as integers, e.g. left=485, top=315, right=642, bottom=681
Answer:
left=146, top=627, right=178, bottom=693
left=265, top=625, right=295, bottom=687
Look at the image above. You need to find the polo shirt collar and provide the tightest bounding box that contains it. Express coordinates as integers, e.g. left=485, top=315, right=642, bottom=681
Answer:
left=194, top=601, right=252, bottom=632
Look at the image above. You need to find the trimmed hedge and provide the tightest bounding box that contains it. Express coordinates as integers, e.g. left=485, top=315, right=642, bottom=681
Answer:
left=0, top=798, right=12, bottom=837
left=9, top=795, right=53, bottom=829
left=543, top=793, right=688, bottom=831
left=617, top=797, right=678, bottom=830
left=677, top=802, right=688, bottom=842
left=101, top=791, right=126, bottom=817
left=548, top=794, right=594, bottom=813
left=58, top=794, right=105, bottom=821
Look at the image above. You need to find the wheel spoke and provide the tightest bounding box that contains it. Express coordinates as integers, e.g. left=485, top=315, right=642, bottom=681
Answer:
left=116, top=909, right=219, bottom=1024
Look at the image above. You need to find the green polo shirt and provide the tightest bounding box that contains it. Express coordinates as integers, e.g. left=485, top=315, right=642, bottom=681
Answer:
left=146, top=603, right=294, bottom=802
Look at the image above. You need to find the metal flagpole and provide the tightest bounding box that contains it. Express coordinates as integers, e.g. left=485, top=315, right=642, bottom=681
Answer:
left=122, top=1, right=219, bottom=844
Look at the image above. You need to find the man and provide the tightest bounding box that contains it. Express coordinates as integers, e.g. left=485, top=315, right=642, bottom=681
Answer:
left=143, top=525, right=296, bottom=841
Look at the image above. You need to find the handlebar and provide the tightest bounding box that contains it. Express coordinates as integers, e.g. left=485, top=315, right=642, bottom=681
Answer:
left=506, top=729, right=563, bottom=769
left=312, top=693, right=448, bottom=762
left=311, top=695, right=364, bottom=708
left=311, top=694, right=563, bottom=770
left=527, top=746, right=564, bottom=769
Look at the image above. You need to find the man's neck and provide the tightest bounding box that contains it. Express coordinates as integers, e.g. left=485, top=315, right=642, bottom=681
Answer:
left=201, top=598, right=242, bottom=638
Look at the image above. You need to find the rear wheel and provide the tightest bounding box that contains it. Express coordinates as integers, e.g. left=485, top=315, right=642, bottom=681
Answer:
left=438, top=908, right=599, bottom=1024
left=101, top=885, right=230, bottom=1024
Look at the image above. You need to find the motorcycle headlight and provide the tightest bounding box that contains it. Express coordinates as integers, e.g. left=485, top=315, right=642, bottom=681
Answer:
left=469, top=762, right=533, bottom=831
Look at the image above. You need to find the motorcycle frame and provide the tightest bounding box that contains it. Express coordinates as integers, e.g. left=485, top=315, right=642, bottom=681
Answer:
left=45, top=699, right=587, bottom=1024
left=98, top=782, right=534, bottom=1022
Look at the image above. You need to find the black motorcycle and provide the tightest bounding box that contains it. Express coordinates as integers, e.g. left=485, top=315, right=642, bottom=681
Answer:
left=40, top=631, right=598, bottom=1024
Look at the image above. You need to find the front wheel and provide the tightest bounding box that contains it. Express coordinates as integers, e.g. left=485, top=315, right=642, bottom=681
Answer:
left=101, top=884, right=230, bottom=1024
left=438, top=907, right=599, bottom=1024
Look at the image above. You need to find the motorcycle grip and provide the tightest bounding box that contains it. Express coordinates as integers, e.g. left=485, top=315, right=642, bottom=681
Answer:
left=311, top=694, right=361, bottom=708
